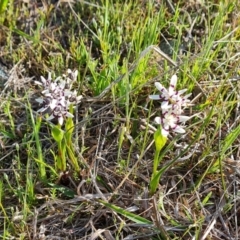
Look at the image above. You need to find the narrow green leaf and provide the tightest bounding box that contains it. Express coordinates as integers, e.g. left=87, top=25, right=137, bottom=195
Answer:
left=48, top=183, right=75, bottom=198
left=0, top=0, right=8, bottom=14
left=52, top=125, right=64, bottom=143
left=99, top=200, right=152, bottom=225
left=202, top=191, right=212, bottom=206
left=154, top=128, right=167, bottom=153
left=221, top=124, right=240, bottom=154
left=0, top=130, right=15, bottom=139
left=65, top=116, right=74, bottom=138
left=152, top=127, right=167, bottom=182
left=150, top=169, right=162, bottom=195
left=12, top=28, right=38, bottom=42
left=66, top=144, right=80, bottom=171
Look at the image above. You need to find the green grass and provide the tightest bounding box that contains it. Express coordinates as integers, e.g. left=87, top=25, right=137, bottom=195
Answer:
left=0, top=0, right=240, bottom=239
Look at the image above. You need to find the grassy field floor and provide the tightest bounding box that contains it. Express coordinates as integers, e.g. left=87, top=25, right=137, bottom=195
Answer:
left=0, top=0, right=240, bottom=239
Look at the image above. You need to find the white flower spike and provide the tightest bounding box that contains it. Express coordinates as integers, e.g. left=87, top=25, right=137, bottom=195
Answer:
left=35, top=69, right=82, bottom=125
left=149, top=74, right=192, bottom=137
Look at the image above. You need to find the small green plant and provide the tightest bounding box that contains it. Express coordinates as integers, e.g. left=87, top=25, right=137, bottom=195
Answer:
left=148, top=74, right=193, bottom=194
left=35, top=69, right=82, bottom=173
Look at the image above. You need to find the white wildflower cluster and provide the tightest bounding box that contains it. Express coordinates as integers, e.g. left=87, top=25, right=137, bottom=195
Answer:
left=35, top=69, right=82, bottom=125
left=149, top=74, right=191, bottom=137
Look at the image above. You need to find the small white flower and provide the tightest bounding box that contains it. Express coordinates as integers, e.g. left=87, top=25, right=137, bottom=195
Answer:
left=35, top=73, right=52, bottom=87
left=47, top=104, right=74, bottom=126
left=149, top=74, right=191, bottom=111
left=67, top=69, right=78, bottom=81
left=49, top=98, right=59, bottom=110
left=155, top=106, right=190, bottom=137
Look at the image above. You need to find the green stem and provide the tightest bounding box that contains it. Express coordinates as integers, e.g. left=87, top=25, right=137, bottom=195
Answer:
left=57, top=140, right=66, bottom=171
left=34, top=116, right=46, bottom=179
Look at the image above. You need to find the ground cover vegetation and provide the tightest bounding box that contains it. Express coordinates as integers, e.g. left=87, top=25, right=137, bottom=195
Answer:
left=0, top=0, right=240, bottom=239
